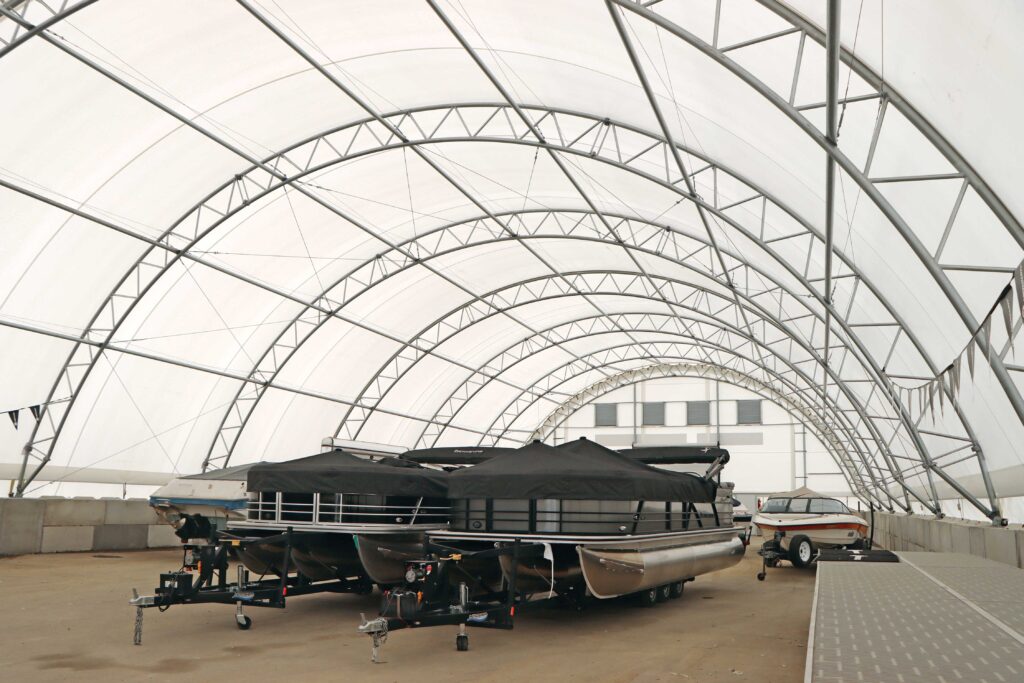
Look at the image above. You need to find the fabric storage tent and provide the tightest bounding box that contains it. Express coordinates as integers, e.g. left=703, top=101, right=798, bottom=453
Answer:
left=2, top=0, right=1024, bottom=523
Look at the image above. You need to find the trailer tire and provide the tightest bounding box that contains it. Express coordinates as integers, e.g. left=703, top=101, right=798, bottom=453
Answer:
left=655, top=584, right=671, bottom=602
left=668, top=581, right=685, bottom=599
left=236, top=616, right=252, bottom=630
left=637, top=587, right=659, bottom=607
left=789, top=535, right=815, bottom=568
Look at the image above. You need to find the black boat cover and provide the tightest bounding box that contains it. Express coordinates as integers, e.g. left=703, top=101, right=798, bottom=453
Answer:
left=615, top=445, right=730, bottom=465
left=246, top=449, right=448, bottom=497
left=447, top=438, right=716, bottom=502
left=401, top=446, right=517, bottom=465
left=183, top=462, right=263, bottom=480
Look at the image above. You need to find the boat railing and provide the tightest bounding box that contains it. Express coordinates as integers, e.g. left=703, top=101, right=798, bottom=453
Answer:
left=241, top=492, right=450, bottom=528
left=451, top=499, right=726, bottom=535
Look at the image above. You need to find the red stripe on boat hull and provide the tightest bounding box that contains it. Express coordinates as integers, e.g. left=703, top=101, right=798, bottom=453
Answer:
left=756, top=522, right=868, bottom=534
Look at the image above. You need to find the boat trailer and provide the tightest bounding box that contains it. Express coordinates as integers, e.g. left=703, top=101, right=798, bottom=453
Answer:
left=358, top=539, right=550, bottom=662
left=129, top=528, right=372, bottom=644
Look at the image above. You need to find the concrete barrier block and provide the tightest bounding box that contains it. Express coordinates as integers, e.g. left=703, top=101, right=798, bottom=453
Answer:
left=93, top=524, right=148, bottom=551
left=949, top=523, right=971, bottom=554
left=147, top=524, right=179, bottom=548
left=1016, top=530, right=1024, bottom=569
left=968, top=525, right=987, bottom=556
left=43, top=498, right=106, bottom=526
left=41, top=525, right=95, bottom=553
left=0, top=499, right=44, bottom=555
left=983, top=526, right=1018, bottom=568
left=103, top=500, right=158, bottom=525
left=937, top=520, right=954, bottom=553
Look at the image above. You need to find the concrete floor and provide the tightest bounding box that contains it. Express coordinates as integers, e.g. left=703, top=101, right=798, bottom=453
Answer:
left=0, top=539, right=813, bottom=682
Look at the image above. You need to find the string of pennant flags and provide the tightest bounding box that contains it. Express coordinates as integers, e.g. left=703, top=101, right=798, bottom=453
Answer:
left=890, top=261, right=1024, bottom=421
left=5, top=398, right=69, bottom=430
left=7, top=404, right=42, bottom=429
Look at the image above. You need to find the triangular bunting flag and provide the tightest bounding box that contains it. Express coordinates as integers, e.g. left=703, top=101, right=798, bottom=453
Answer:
left=8, top=410, right=18, bottom=429
left=1015, top=262, right=1024, bottom=316
left=967, top=335, right=976, bottom=377
left=952, top=357, right=961, bottom=396
left=1001, top=288, right=1014, bottom=337
left=984, top=316, right=993, bottom=363
left=29, top=405, right=42, bottom=421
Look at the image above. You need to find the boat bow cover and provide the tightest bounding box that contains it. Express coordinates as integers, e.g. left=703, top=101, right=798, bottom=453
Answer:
left=246, top=449, right=447, bottom=497
left=616, top=446, right=729, bottom=465
left=401, top=446, right=517, bottom=465
left=448, top=439, right=715, bottom=502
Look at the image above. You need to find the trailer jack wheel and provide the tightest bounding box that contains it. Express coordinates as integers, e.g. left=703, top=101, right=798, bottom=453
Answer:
left=756, top=571, right=766, bottom=581
left=236, top=615, right=252, bottom=630
left=456, top=634, right=469, bottom=651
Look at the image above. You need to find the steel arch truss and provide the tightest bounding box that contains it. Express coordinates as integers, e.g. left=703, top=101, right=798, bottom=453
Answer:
left=6, top=0, right=1020, bottom=520
left=528, top=360, right=878, bottom=503
left=325, top=264, right=935, bottom=511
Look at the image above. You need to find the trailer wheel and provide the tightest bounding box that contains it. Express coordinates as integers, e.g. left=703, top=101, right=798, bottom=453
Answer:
left=456, top=634, right=469, bottom=651
left=637, top=587, right=659, bottom=607
left=668, top=581, right=684, bottom=599
left=789, top=535, right=815, bottom=568
left=656, top=584, right=671, bottom=602
left=756, top=571, right=766, bottom=581
left=236, top=616, right=252, bottom=630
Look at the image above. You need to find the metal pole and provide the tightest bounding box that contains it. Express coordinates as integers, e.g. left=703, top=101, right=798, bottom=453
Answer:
left=822, top=0, right=840, bottom=428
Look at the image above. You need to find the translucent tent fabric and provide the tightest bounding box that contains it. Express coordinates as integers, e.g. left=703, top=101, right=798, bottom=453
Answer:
left=2, top=0, right=1024, bottom=520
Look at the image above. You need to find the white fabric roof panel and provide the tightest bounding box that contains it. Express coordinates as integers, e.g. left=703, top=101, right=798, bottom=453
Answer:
left=2, top=0, right=1023, bottom=521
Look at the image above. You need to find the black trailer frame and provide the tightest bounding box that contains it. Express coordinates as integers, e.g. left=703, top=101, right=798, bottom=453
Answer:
left=129, top=527, right=372, bottom=644
left=358, top=538, right=560, bottom=661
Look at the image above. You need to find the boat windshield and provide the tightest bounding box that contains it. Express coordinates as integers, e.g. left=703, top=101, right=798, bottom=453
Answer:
left=760, top=498, right=791, bottom=513
left=760, top=497, right=850, bottom=514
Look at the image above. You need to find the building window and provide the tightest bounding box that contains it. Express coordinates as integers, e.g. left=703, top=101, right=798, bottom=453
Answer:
left=737, top=399, right=762, bottom=425
left=594, top=403, right=617, bottom=427
left=642, top=402, right=665, bottom=426
left=687, top=400, right=710, bottom=425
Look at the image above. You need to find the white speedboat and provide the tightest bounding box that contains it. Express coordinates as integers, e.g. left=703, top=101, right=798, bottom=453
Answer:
left=752, top=487, right=867, bottom=571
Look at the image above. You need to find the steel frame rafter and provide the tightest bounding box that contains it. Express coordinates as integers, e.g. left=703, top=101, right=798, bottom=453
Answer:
left=614, top=0, right=1010, bottom=519
left=233, top=0, right=650, bottom=424
left=469, top=336, right=888, bottom=506
left=3, top=101, right=971, bottom=513
left=3, top=7, right=621, bottom=489
left=528, top=360, right=881, bottom=508
left=457, top=311, right=911, bottom=511
left=1, top=1, right=1009, bottom=515
left=0, top=315, right=520, bottom=446
left=0, top=0, right=97, bottom=60
left=329, top=265, right=915, bottom=509
left=508, top=345, right=876, bottom=504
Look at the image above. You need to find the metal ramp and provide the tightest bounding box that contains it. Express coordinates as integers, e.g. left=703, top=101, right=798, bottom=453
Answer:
left=806, top=552, right=1024, bottom=683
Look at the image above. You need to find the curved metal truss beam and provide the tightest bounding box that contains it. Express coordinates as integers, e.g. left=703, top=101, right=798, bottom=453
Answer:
left=4, top=105, right=983, bottom=515
left=465, top=337, right=894, bottom=509
left=613, top=0, right=1017, bottom=517
left=0, top=0, right=1004, bottom=515
left=0, top=0, right=98, bottom=60
left=463, top=319, right=918, bottom=512
left=524, top=348, right=876, bottom=505
left=523, top=354, right=882, bottom=507
left=528, top=360, right=887, bottom=508
left=412, top=313, right=902, bottom=503
left=326, top=267, right=923, bottom=509
left=0, top=0, right=1012, bottom=521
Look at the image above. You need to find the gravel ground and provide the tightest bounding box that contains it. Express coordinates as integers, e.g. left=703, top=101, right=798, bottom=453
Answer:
left=0, top=537, right=813, bottom=682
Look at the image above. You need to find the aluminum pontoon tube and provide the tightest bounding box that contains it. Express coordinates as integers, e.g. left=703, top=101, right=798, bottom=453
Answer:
left=578, top=528, right=745, bottom=599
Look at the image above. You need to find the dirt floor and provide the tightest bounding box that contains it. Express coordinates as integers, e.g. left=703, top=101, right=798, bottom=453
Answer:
left=0, top=538, right=814, bottom=682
